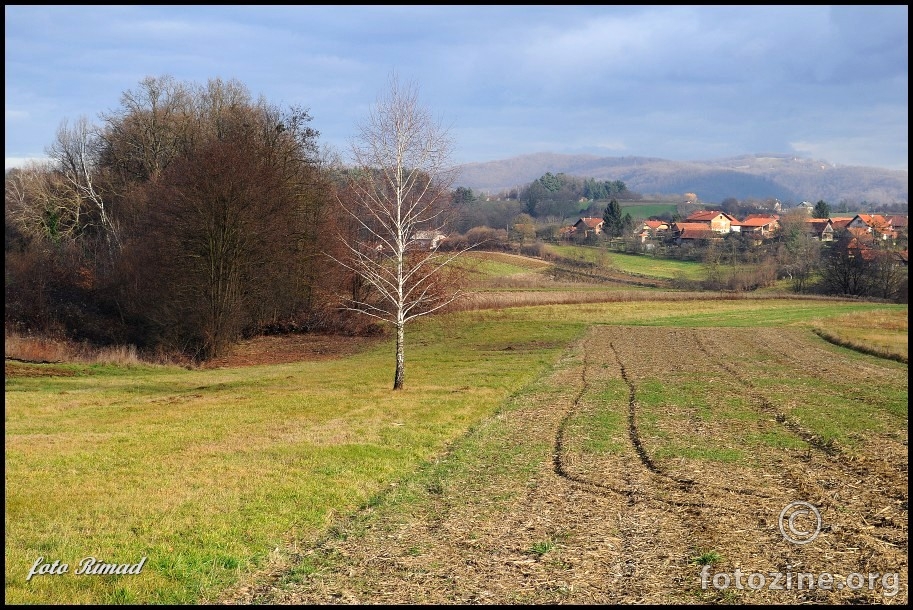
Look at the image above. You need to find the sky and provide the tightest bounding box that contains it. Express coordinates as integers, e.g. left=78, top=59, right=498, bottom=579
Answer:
left=4, top=5, right=909, bottom=172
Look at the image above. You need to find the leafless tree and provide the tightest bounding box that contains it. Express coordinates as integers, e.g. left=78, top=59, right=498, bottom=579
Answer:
left=776, top=208, right=821, bottom=293
left=5, top=161, right=83, bottom=243
left=47, top=116, right=120, bottom=252
left=332, top=74, right=468, bottom=390
left=98, top=75, right=195, bottom=183
left=130, top=103, right=327, bottom=360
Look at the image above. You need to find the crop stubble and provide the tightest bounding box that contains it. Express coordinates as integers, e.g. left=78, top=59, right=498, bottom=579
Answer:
left=224, top=326, right=907, bottom=605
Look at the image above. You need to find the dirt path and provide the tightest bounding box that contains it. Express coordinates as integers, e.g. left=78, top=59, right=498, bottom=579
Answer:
left=218, top=326, right=907, bottom=605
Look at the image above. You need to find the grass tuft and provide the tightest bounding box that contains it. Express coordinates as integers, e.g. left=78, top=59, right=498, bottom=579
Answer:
left=692, top=550, right=723, bottom=566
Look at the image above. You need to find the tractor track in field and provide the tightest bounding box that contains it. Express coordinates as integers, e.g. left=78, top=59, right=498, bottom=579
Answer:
left=693, top=328, right=909, bottom=497
left=553, top=340, right=774, bottom=503
left=690, top=330, right=908, bottom=551
left=692, top=332, right=842, bottom=459
left=218, top=326, right=907, bottom=606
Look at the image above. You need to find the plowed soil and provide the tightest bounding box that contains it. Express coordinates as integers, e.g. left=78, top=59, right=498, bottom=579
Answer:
left=217, top=327, right=907, bottom=605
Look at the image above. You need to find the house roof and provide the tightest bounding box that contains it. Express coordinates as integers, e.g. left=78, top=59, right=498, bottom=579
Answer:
left=846, top=237, right=877, bottom=260
left=830, top=217, right=853, bottom=229
left=856, top=214, right=890, bottom=229
left=673, top=222, right=714, bottom=231
left=644, top=220, right=669, bottom=229
left=575, top=217, right=604, bottom=228
left=804, top=219, right=833, bottom=232
left=846, top=226, right=872, bottom=240
left=673, top=222, right=717, bottom=240
left=684, top=210, right=736, bottom=223
left=886, top=215, right=908, bottom=227
left=738, top=216, right=779, bottom=227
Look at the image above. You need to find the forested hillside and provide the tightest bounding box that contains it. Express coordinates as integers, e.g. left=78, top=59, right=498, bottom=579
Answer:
left=454, top=153, right=908, bottom=205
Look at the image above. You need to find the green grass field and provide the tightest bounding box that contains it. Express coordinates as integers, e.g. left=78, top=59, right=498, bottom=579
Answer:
left=545, top=244, right=706, bottom=280
left=618, top=201, right=679, bottom=219
left=4, top=299, right=907, bottom=604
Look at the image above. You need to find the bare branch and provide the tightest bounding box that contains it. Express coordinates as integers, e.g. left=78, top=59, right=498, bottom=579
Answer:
left=331, top=73, right=462, bottom=389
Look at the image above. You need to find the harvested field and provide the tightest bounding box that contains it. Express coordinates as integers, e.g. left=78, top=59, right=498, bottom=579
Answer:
left=222, top=326, right=908, bottom=605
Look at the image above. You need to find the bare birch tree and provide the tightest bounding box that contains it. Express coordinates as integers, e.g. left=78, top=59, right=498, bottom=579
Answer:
left=333, top=74, right=467, bottom=390
left=47, top=116, right=120, bottom=252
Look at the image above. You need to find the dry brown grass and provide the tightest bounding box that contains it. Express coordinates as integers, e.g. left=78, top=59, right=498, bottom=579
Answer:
left=451, top=289, right=841, bottom=312
left=4, top=331, right=175, bottom=367
left=810, top=309, right=908, bottom=363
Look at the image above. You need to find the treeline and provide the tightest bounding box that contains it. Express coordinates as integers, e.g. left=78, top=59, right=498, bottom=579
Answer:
left=520, top=172, right=639, bottom=218
left=5, top=75, right=370, bottom=360
left=448, top=172, right=643, bottom=234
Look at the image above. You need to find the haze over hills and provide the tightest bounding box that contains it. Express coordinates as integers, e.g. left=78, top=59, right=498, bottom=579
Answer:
left=453, top=153, right=909, bottom=206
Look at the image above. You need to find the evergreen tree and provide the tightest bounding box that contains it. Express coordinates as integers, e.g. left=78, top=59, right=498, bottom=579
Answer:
left=602, top=199, right=623, bottom=237
left=812, top=200, right=831, bottom=219
left=621, top=212, right=634, bottom=236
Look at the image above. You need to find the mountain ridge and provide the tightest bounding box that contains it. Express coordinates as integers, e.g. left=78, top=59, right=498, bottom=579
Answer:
left=452, top=152, right=909, bottom=205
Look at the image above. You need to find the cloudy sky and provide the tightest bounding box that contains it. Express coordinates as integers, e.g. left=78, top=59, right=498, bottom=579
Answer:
left=4, top=5, right=908, bottom=171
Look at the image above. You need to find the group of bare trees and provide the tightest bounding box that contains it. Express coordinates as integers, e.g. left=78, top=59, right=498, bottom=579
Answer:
left=6, top=74, right=464, bottom=385
left=6, top=76, right=339, bottom=359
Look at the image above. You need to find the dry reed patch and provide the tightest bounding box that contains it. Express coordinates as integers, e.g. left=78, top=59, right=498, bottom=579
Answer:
left=4, top=331, right=176, bottom=367
left=4, top=332, right=71, bottom=363
left=810, top=306, right=908, bottom=362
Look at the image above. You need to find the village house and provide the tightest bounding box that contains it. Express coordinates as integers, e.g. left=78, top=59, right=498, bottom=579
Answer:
left=635, top=219, right=671, bottom=243
left=845, top=236, right=877, bottom=261
left=672, top=222, right=718, bottom=244
left=557, top=225, right=578, bottom=240
left=886, top=215, right=908, bottom=234
left=734, top=214, right=780, bottom=237
left=642, top=219, right=670, bottom=235
left=410, top=230, right=448, bottom=250
left=683, top=210, right=738, bottom=233
left=573, top=217, right=604, bottom=237
left=847, top=214, right=895, bottom=241
left=804, top=218, right=834, bottom=241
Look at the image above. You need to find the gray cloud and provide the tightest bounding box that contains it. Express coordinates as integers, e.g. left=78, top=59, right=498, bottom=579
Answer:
left=5, top=5, right=907, bottom=171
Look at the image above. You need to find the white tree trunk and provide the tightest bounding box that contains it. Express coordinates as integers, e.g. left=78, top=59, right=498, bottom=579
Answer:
left=394, top=321, right=405, bottom=390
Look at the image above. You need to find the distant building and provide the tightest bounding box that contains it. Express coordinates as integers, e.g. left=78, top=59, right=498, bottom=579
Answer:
left=683, top=210, right=738, bottom=233
left=573, top=217, right=604, bottom=236
left=736, top=215, right=780, bottom=237
left=411, top=230, right=447, bottom=250
left=804, top=218, right=834, bottom=241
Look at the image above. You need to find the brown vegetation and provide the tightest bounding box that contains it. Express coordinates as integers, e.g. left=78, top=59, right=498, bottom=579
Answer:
left=4, top=75, right=359, bottom=362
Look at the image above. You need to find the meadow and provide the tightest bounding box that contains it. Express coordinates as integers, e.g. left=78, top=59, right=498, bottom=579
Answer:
left=5, top=255, right=908, bottom=603
left=543, top=244, right=707, bottom=280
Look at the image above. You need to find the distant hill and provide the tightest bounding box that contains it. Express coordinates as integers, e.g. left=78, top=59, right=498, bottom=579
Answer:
left=452, top=153, right=908, bottom=205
